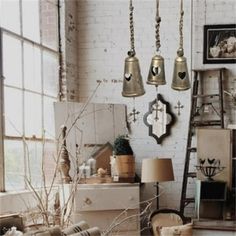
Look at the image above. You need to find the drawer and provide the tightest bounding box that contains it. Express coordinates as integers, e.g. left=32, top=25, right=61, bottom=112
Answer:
left=74, top=186, right=139, bottom=212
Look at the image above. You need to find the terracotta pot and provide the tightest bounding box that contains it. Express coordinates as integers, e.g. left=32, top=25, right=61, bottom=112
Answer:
left=115, top=155, right=135, bottom=178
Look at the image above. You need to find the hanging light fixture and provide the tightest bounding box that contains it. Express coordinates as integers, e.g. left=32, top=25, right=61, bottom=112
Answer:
left=122, top=0, right=145, bottom=97
left=171, top=0, right=190, bottom=91
left=147, top=0, right=166, bottom=87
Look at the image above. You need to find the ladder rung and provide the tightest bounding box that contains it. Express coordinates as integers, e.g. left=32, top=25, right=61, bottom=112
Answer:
left=187, top=172, right=197, bottom=178
left=183, top=198, right=195, bottom=203
left=192, top=94, right=219, bottom=98
left=182, top=198, right=195, bottom=208
left=187, top=147, right=197, bottom=152
left=192, top=120, right=221, bottom=126
left=192, top=68, right=225, bottom=72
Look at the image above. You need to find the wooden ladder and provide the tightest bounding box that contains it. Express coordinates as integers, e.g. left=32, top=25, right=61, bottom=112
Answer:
left=180, top=67, right=225, bottom=216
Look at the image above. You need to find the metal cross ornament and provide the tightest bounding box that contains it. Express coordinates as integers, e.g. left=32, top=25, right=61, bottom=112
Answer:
left=174, top=100, right=184, bottom=116
left=129, top=108, right=140, bottom=123
left=152, top=100, right=163, bottom=121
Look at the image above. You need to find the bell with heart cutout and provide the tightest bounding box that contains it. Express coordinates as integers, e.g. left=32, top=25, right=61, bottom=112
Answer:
left=147, top=54, right=166, bottom=86
left=122, top=54, right=145, bottom=97
left=171, top=0, right=190, bottom=91
left=147, top=0, right=166, bottom=87
left=122, top=0, right=145, bottom=97
left=171, top=48, right=190, bottom=91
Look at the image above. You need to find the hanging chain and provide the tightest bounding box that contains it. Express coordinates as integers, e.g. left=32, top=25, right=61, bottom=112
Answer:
left=155, top=0, right=161, bottom=53
left=178, top=0, right=184, bottom=55
left=128, top=0, right=135, bottom=57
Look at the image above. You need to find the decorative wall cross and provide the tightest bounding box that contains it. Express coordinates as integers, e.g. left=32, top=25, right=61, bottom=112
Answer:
left=129, top=108, right=140, bottom=123
left=152, top=101, right=163, bottom=121
left=174, top=100, right=184, bottom=116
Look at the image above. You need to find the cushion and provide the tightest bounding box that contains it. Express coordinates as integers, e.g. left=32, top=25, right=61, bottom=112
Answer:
left=159, top=223, right=193, bottom=236
left=152, top=213, right=183, bottom=236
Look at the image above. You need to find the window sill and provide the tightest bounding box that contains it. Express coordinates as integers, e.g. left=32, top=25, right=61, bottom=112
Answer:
left=0, top=189, right=32, bottom=197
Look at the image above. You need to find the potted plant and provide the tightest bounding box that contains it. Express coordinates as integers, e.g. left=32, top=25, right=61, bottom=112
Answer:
left=113, top=135, right=135, bottom=180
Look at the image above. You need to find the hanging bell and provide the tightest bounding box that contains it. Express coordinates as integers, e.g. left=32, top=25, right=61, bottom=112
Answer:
left=122, top=55, right=145, bottom=97
left=171, top=49, right=190, bottom=91
left=147, top=54, right=166, bottom=86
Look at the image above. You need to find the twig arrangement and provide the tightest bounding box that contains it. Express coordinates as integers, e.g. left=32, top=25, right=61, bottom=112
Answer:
left=102, top=185, right=165, bottom=235
left=17, top=83, right=102, bottom=229
left=6, top=80, right=166, bottom=234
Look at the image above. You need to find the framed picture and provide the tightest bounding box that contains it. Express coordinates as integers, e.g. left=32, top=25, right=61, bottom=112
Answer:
left=203, top=24, right=236, bottom=64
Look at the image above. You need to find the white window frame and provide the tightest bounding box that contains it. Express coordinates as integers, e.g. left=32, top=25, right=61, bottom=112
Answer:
left=0, top=29, right=5, bottom=191
left=0, top=0, right=61, bottom=192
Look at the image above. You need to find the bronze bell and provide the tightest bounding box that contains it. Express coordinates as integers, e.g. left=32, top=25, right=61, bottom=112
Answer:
left=171, top=49, right=190, bottom=91
left=122, top=55, right=145, bottom=97
left=147, top=54, right=166, bottom=86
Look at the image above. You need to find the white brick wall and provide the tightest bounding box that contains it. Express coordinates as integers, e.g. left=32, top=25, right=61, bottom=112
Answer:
left=61, top=0, right=80, bottom=101
left=63, top=0, right=236, bottom=215
left=76, top=0, right=192, bottom=213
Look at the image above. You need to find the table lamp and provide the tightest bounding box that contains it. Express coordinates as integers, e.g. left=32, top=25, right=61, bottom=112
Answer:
left=141, top=158, right=174, bottom=209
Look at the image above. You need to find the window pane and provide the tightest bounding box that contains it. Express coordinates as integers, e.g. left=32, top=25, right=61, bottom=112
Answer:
left=0, top=0, right=20, bottom=34
left=2, top=34, right=22, bottom=88
left=43, top=96, right=56, bottom=138
left=5, top=140, right=25, bottom=190
left=40, top=0, right=58, bottom=50
left=25, top=92, right=42, bottom=137
left=26, top=141, right=42, bottom=188
left=42, top=141, right=57, bottom=186
left=43, top=51, right=59, bottom=97
left=4, top=87, right=23, bottom=136
left=24, top=42, right=42, bottom=93
left=22, top=0, right=40, bottom=42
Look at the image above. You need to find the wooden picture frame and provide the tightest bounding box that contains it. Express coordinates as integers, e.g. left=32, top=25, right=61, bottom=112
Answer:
left=203, top=24, right=236, bottom=64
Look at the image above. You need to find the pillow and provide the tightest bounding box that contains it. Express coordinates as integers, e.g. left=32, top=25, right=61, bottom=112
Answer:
left=159, top=223, right=193, bottom=236
left=152, top=213, right=183, bottom=236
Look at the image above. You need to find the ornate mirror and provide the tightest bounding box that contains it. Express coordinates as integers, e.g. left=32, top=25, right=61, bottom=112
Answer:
left=143, top=94, right=175, bottom=144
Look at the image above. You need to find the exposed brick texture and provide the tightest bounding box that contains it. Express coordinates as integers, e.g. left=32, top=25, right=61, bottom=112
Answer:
left=62, top=0, right=236, bottom=216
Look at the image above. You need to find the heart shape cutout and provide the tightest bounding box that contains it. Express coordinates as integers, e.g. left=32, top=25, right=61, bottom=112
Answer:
left=178, top=72, right=186, bottom=80
left=125, top=73, right=132, bottom=81
left=152, top=66, right=161, bottom=76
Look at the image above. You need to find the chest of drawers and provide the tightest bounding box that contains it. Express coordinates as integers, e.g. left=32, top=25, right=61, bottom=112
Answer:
left=61, top=183, right=140, bottom=235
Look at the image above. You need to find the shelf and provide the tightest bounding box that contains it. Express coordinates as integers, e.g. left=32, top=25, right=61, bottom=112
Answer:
left=192, top=94, right=220, bottom=98
left=200, top=199, right=226, bottom=202
left=193, top=219, right=236, bottom=232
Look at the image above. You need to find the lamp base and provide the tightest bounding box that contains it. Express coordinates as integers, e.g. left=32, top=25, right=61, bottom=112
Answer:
left=153, top=183, right=159, bottom=209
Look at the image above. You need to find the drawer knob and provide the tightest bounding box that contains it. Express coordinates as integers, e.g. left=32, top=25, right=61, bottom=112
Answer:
left=129, top=196, right=134, bottom=201
left=84, top=197, right=92, bottom=205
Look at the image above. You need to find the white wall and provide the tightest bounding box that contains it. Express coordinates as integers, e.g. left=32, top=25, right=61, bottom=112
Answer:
left=0, top=191, right=37, bottom=215
left=60, top=0, right=80, bottom=101
left=65, top=0, right=236, bottom=215
left=76, top=0, right=192, bottom=212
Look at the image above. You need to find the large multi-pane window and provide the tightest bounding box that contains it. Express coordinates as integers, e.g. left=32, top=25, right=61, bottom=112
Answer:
left=0, top=0, right=59, bottom=191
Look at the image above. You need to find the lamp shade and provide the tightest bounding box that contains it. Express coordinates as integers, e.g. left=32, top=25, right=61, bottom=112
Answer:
left=141, top=158, right=174, bottom=183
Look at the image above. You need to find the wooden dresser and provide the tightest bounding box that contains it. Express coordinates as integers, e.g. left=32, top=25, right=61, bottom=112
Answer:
left=61, top=183, right=140, bottom=236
